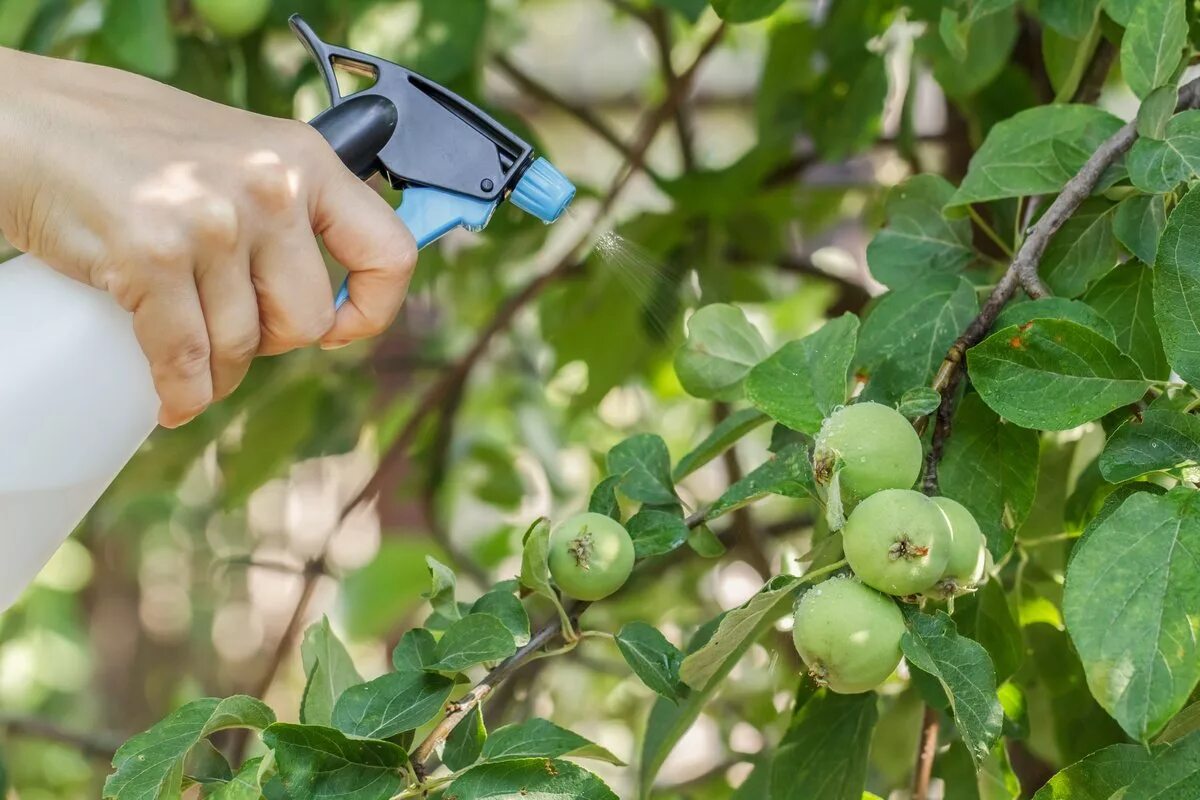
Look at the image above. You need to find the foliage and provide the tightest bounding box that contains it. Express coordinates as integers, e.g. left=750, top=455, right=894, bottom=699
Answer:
left=8, top=0, right=1200, bottom=798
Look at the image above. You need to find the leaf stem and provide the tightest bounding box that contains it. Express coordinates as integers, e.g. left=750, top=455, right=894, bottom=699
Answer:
left=800, top=558, right=848, bottom=583
left=966, top=205, right=1015, bottom=258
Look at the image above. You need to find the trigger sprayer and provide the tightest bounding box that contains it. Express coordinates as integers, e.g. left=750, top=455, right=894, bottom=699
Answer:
left=0, top=16, right=576, bottom=612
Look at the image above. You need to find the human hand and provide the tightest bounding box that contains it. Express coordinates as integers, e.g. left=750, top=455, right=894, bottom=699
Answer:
left=0, top=48, right=416, bottom=427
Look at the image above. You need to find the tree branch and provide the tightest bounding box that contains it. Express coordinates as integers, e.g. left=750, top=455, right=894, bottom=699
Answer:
left=646, top=8, right=697, bottom=171
left=410, top=609, right=581, bottom=775
left=0, top=716, right=122, bottom=761
left=493, top=55, right=648, bottom=173
left=911, top=706, right=940, bottom=800
left=918, top=74, right=1200, bottom=490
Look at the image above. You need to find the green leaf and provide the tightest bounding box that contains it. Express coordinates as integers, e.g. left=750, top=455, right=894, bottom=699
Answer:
left=331, top=670, right=454, bottom=740
left=1065, top=488, right=1200, bottom=739
left=1129, top=110, right=1200, bottom=193
left=653, top=0, right=708, bottom=22
left=674, top=304, right=771, bottom=401
left=100, top=0, right=177, bottom=79
left=428, top=614, right=517, bottom=672
left=1120, top=0, right=1186, bottom=99
left=1113, top=195, right=1168, bottom=265
left=1137, top=86, right=1179, bottom=140
left=208, top=757, right=268, bottom=800
left=262, top=724, right=406, bottom=800
left=802, top=49, right=889, bottom=159
left=615, top=622, right=685, bottom=702
left=1031, top=744, right=1151, bottom=800
left=710, top=0, right=785, bottom=23
left=681, top=575, right=800, bottom=690
left=424, top=556, right=461, bottom=623
left=1121, top=729, right=1200, bottom=798
left=949, top=105, right=1125, bottom=206
left=1042, top=199, right=1121, bottom=297
left=969, top=319, right=1150, bottom=431
left=300, top=618, right=362, bottom=728
left=920, top=6, right=1019, bottom=99
left=1100, top=408, right=1200, bottom=482
left=443, top=705, right=486, bottom=772
left=705, top=443, right=817, bottom=521
left=1104, top=0, right=1139, bottom=24
left=482, top=719, right=623, bottom=765
left=866, top=175, right=975, bottom=287
left=1039, top=0, right=1103, bottom=38
left=745, top=314, right=859, bottom=434
left=1085, top=263, right=1170, bottom=380
left=673, top=408, right=769, bottom=481
left=625, top=509, right=690, bottom=560
left=470, top=591, right=530, bottom=648
left=769, top=692, right=878, bottom=800
left=687, top=523, right=727, bottom=558
left=607, top=434, right=677, bottom=506
left=588, top=476, right=622, bottom=521
left=901, top=611, right=1004, bottom=766
left=640, top=616, right=773, bottom=794
left=897, top=387, right=943, bottom=419
left=104, top=697, right=275, bottom=800
left=392, top=628, right=438, bottom=671
left=933, top=741, right=981, bottom=800
left=954, top=581, right=1025, bottom=683
left=519, top=518, right=555, bottom=600
left=858, top=277, right=979, bottom=403
left=1158, top=701, right=1200, bottom=744
left=994, top=298, right=1116, bottom=342
left=940, top=7, right=970, bottom=62
left=1155, top=185, right=1200, bottom=386
left=184, top=738, right=230, bottom=788
left=448, top=758, right=617, bottom=799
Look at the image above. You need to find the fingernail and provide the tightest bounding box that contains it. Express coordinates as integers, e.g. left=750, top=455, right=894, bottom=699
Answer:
left=321, top=340, right=351, bottom=350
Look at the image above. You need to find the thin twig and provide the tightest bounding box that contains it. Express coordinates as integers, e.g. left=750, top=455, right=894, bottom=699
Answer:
left=646, top=8, right=697, bottom=171
left=229, top=558, right=325, bottom=763
left=410, top=613, right=576, bottom=773
left=493, top=55, right=647, bottom=173
left=911, top=706, right=940, bottom=800
left=1072, top=38, right=1116, bottom=104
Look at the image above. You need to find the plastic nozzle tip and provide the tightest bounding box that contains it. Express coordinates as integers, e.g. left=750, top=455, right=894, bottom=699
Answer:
left=510, top=157, right=576, bottom=223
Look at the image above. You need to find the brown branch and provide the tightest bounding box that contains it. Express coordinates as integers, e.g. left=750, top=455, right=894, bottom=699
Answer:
left=493, top=55, right=646, bottom=173
left=410, top=611, right=576, bottom=773
left=647, top=8, right=697, bottom=171
left=918, top=74, right=1200, bottom=491
left=911, top=706, right=940, bottom=800
left=1005, top=739, right=1057, bottom=796
left=1072, top=38, right=1116, bottom=105
left=229, top=557, right=325, bottom=763
left=0, top=716, right=122, bottom=761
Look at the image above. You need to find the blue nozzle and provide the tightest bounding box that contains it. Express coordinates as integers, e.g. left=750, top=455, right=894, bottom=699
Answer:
left=511, top=158, right=576, bottom=223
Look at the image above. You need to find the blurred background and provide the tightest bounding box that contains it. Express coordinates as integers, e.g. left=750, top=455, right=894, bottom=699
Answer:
left=0, top=0, right=1145, bottom=797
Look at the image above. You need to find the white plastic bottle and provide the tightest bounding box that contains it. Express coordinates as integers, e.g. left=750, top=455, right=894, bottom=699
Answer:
left=0, top=253, right=158, bottom=610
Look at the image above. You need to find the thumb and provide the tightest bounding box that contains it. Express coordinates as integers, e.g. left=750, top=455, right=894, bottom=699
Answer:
left=312, top=168, right=417, bottom=347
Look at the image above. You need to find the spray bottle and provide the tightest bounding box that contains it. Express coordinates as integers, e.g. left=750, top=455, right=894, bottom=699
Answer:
left=0, top=16, right=575, bottom=611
